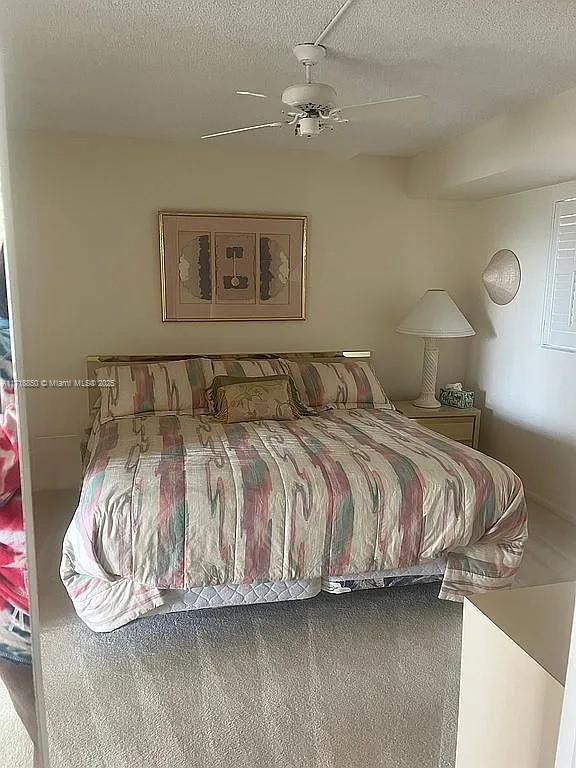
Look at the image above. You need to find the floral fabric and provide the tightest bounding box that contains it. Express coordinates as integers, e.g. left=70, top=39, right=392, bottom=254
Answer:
left=0, top=380, right=31, bottom=663
left=211, top=376, right=301, bottom=423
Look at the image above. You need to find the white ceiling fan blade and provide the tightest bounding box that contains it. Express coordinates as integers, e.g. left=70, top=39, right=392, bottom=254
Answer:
left=333, top=96, right=430, bottom=125
left=335, top=95, right=425, bottom=114
left=236, top=91, right=269, bottom=99
left=201, top=122, right=284, bottom=139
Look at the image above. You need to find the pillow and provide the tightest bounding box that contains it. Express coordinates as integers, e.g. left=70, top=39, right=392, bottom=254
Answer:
left=204, top=357, right=289, bottom=379
left=210, top=375, right=302, bottom=424
left=282, top=359, right=393, bottom=410
left=202, top=358, right=290, bottom=411
left=96, top=358, right=213, bottom=423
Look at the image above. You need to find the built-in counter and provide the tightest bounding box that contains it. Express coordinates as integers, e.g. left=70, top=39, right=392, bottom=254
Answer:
left=456, top=582, right=575, bottom=768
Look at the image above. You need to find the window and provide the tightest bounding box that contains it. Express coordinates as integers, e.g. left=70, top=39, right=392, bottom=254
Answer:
left=542, top=198, right=576, bottom=352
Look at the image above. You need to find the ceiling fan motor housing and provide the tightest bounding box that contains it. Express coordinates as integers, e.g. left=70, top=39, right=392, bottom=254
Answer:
left=281, top=82, right=337, bottom=112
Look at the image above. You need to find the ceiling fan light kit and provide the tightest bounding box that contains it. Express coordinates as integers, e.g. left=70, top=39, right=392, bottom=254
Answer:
left=297, top=117, right=323, bottom=137
left=201, top=0, right=426, bottom=142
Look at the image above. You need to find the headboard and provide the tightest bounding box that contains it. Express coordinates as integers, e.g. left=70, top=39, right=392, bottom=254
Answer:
left=86, top=350, right=371, bottom=415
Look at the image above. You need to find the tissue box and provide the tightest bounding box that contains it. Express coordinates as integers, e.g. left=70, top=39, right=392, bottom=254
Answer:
left=439, top=387, right=475, bottom=409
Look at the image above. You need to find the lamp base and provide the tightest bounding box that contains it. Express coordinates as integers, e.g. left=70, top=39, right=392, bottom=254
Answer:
left=412, top=394, right=441, bottom=409
left=413, top=338, right=441, bottom=409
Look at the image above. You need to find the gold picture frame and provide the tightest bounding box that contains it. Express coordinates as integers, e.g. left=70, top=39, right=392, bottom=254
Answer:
left=159, top=212, right=307, bottom=321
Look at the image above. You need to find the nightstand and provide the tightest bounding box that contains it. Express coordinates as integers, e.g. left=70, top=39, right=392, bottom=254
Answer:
left=393, top=400, right=481, bottom=449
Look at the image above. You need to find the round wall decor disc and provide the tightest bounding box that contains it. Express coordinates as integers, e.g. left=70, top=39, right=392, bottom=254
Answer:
left=482, top=249, right=521, bottom=305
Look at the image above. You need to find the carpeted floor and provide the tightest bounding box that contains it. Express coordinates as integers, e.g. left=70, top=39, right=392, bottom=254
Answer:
left=0, top=678, right=33, bottom=767
left=40, top=583, right=462, bottom=768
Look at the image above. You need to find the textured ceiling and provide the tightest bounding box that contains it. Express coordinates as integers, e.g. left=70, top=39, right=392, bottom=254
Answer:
left=2, top=0, right=576, bottom=156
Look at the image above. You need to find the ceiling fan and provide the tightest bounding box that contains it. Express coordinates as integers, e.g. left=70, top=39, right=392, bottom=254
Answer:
left=201, top=0, right=425, bottom=140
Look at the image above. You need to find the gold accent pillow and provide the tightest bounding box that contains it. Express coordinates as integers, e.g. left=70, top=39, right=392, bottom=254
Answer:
left=209, top=375, right=303, bottom=423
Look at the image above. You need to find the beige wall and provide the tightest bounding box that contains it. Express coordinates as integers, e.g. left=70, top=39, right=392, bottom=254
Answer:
left=467, top=180, right=576, bottom=522
left=9, top=132, right=576, bottom=511
left=8, top=132, right=477, bottom=489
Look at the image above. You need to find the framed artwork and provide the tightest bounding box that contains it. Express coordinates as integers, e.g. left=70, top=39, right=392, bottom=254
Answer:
left=159, top=212, right=307, bottom=321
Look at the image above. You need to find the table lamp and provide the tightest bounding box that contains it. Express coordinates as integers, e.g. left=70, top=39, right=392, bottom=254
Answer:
left=396, top=289, right=475, bottom=409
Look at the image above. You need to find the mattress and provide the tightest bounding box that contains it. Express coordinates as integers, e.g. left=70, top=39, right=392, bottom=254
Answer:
left=323, top=559, right=446, bottom=594
left=146, top=578, right=320, bottom=618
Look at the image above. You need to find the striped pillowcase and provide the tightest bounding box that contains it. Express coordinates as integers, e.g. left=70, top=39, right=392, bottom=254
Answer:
left=282, top=359, right=393, bottom=410
left=96, top=358, right=213, bottom=423
left=203, top=358, right=289, bottom=379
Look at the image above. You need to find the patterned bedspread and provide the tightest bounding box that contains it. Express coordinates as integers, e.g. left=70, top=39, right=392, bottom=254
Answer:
left=61, top=409, right=527, bottom=631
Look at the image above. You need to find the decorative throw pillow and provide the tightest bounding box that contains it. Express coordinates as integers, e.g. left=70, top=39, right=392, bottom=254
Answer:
left=96, top=358, right=213, bottom=423
left=210, top=375, right=302, bottom=423
left=202, top=358, right=290, bottom=411
left=281, top=359, right=393, bottom=410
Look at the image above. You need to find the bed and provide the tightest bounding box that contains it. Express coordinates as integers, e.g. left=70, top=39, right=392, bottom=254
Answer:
left=61, top=352, right=527, bottom=632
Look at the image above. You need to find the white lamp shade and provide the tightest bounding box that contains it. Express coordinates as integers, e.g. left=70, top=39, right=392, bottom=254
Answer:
left=396, top=290, right=475, bottom=338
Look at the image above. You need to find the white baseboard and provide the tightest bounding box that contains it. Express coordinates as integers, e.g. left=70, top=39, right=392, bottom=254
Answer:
left=525, top=489, right=575, bottom=526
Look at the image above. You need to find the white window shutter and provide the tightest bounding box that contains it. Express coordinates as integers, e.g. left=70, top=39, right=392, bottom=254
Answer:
left=543, top=199, right=576, bottom=352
